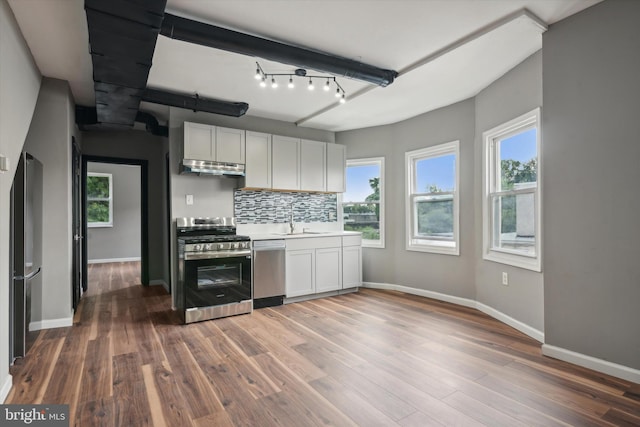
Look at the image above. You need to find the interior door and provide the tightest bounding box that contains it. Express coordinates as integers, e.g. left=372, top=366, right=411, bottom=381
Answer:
left=72, top=137, right=83, bottom=309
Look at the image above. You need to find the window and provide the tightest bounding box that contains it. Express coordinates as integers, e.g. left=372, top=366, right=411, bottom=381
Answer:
left=342, top=157, right=385, bottom=248
left=483, top=108, right=541, bottom=271
left=87, top=172, right=113, bottom=227
left=405, top=141, right=459, bottom=255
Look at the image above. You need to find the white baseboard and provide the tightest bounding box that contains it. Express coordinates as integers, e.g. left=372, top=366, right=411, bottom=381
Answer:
left=542, top=344, right=640, bottom=384
left=363, top=282, right=476, bottom=308
left=88, top=257, right=141, bottom=264
left=476, top=302, right=544, bottom=343
left=1, top=374, right=12, bottom=403
left=30, top=316, right=73, bottom=331
left=362, top=282, right=543, bottom=342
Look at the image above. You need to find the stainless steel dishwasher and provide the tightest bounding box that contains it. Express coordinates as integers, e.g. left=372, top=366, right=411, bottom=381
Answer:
left=252, top=240, right=286, bottom=309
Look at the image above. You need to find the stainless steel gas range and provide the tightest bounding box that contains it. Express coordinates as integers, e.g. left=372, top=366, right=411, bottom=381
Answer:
left=176, top=217, right=252, bottom=324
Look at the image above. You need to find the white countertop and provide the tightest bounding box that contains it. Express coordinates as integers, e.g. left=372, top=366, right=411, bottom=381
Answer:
left=248, top=230, right=361, bottom=241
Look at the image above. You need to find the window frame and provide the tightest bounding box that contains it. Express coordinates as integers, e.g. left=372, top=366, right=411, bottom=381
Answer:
left=405, top=141, right=460, bottom=255
left=341, top=157, right=385, bottom=248
left=87, top=172, right=113, bottom=228
left=482, top=108, right=542, bottom=271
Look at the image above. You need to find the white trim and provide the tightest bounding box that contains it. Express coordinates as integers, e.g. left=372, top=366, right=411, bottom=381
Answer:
left=482, top=108, right=542, bottom=272
left=342, top=157, right=385, bottom=248
left=88, top=257, right=141, bottom=264
left=405, top=141, right=460, bottom=256
left=1, top=374, right=13, bottom=403
left=362, top=282, right=543, bottom=342
left=476, top=302, right=544, bottom=343
left=362, top=282, right=476, bottom=308
left=542, top=344, right=640, bottom=384
left=29, top=316, right=73, bottom=331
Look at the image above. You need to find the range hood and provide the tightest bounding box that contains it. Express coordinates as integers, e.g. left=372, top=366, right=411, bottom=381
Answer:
left=180, top=159, right=245, bottom=177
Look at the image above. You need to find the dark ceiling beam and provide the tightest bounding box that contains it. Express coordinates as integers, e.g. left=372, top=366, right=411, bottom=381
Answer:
left=160, top=13, right=398, bottom=87
left=142, top=88, right=249, bottom=117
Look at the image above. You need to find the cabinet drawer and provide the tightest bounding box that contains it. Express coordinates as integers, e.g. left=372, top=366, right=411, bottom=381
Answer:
left=342, top=235, right=362, bottom=247
left=286, top=236, right=342, bottom=251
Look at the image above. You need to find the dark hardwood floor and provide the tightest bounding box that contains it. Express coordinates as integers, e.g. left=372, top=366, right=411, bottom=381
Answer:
left=7, top=262, right=640, bottom=426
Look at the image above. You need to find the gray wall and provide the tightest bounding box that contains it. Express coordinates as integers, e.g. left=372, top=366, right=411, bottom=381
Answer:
left=474, top=51, right=544, bottom=332
left=0, top=0, right=41, bottom=400
left=87, top=162, right=141, bottom=262
left=337, top=99, right=477, bottom=300
left=543, top=0, right=640, bottom=370
left=22, top=78, right=75, bottom=325
left=81, top=130, right=169, bottom=286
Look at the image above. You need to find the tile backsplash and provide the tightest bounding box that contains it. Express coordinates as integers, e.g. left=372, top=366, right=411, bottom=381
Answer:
left=234, top=190, right=337, bottom=224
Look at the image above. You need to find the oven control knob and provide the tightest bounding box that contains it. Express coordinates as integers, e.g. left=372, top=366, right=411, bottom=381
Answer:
left=218, top=243, right=225, bottom=250
left=194, top=244, right=202, bottom=251
left=204, top=244, right=212, bottom=251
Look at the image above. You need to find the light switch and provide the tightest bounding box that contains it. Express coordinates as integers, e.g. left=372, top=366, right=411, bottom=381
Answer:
left=186, top=194, right=194, bottom=205
left=0, top=154, right=8, bottom=172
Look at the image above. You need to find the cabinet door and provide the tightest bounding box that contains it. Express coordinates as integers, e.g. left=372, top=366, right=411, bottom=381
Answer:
left=286, top=249, right=315, bottom=297
left=244, top=131, right=271, bottom=188
left=342, top=245, right=362, bottom=288
left=216, top=127, right=245, bottom=164
left=316, top=247, right=342, bottom=293
left=300, top=139, right=326, bottom=192
left=184, top=122, right=214, bottom=161
left=272, top=135, right=300, bottom=190
left=326, top=143, right=346, bottom=192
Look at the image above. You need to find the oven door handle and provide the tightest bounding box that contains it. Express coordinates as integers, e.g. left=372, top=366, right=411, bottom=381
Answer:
left=184, top=249, right=252, bottom=260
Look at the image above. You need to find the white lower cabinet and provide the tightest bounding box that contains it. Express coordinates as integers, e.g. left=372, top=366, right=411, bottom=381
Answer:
left=342, top=235, right=362, bottom=288
left=315, top=247, right=342, bottom=293
left=285, top=237, right=343, bottom=298
left=286, top=249, right=315, bottom=297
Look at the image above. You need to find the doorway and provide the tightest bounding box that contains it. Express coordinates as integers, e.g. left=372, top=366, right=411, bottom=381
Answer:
left=80, top=155, right=149, bottom=298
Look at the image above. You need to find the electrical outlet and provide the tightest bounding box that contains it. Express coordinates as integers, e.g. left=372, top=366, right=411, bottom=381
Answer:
left=186, top=194, right=194, bottom=205
left=502, top=272, right=509, bottom=286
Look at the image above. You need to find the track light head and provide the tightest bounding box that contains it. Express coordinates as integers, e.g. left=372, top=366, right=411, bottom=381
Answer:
left=288, top=76, right=294, bottom=89
left=324, top=79, right=331, bottom=91
left=308, top=78, right=314, bottom=90
left=271, top=77, right=278, bottom=89
left=340, top=93, right=346, bottom=104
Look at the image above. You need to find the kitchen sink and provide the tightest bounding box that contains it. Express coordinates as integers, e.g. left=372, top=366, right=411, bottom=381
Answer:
left=272, top=231, right=332, bottom=236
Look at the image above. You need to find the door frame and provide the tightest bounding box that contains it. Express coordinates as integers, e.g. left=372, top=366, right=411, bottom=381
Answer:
left=82, top=155, right=150, bottom=286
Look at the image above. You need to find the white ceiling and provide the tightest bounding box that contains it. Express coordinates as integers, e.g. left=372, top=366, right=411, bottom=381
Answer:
left=8, top=0, right=601, bottom=132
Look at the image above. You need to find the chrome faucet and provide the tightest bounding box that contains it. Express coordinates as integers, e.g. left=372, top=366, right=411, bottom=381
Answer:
left=289, top=203, right=296, bottom=234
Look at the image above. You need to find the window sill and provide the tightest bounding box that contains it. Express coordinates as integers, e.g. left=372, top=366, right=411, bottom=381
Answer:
left=88, top=223, right=113, bottom=228
left=362, top=240, right=385, bottom=249
left=406, top=240, right=458, bottom=256
left=483, top=250, right=541, bottom=272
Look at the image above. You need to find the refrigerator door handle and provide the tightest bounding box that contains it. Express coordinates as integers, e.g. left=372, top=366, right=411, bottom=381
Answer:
left=14, top=267, right=42, bottom=281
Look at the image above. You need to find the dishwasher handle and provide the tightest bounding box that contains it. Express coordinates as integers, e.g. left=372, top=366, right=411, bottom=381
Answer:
left=253, top=240, right=286, bottom=251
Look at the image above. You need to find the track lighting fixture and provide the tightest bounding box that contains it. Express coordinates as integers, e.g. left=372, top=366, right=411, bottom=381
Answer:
left=253, top=61, right=346, bottom=103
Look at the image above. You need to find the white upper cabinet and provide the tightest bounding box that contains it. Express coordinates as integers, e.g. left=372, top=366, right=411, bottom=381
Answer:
left=300, top=139, right=326, bottom=192
left=326, top=143, right=346, bottom=193
left=272, top=135, right=300, bottom=191
left=243, top=131, right=272, bottom=188
left=184, top=122, right=245, bottom=164
left=184, top=122, right=215, bottom=161
left=216, top=126, right=245, bottom=164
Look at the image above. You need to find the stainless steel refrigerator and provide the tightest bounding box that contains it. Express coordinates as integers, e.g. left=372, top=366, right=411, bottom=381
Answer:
left=10, top=152, right=43, bottom=363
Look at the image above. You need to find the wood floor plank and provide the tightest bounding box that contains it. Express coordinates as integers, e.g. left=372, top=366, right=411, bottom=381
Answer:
left=112, top=352, right=153, bottom=427
left=6, top=261, right=639, bottom=427
left=75, top=398, right=114, bottom=427
left=78, top=336, right=111, bottom=402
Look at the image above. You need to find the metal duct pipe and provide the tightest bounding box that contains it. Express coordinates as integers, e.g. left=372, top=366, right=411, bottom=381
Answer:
left=142, top=88, right=249, bottom=117
left=160, top=13, right=398, bottom=87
